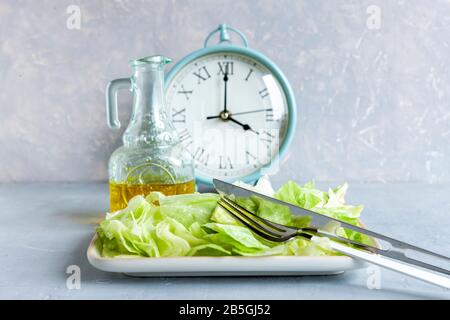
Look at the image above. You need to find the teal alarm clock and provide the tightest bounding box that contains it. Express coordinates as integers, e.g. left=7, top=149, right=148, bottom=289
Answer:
left=165, top=24, right=297, bottom=185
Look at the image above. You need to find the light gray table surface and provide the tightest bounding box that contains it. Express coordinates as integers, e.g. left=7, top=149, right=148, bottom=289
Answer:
left=0, top=182, right=449, bottom=300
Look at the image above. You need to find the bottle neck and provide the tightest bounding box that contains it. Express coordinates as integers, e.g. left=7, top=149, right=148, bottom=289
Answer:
left=123, top=67, right=177, bottom=147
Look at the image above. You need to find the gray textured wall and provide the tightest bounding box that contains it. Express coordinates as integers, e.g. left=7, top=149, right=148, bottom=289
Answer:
left=1, top=0, right=450, bottom=183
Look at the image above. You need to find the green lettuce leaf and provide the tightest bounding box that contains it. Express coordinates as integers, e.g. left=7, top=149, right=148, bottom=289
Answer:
left=96, top=179, right=371, bottom=257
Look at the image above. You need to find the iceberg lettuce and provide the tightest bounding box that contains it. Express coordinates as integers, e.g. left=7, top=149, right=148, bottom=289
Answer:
left=96, top=177, right=370, bottom=257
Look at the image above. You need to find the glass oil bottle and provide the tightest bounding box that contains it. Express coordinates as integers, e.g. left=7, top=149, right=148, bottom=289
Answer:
left=106, top=56, right=195, bottom=211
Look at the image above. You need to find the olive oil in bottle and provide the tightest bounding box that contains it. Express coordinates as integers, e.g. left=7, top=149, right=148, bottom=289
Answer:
left=109, top=180, right=195, bottom=212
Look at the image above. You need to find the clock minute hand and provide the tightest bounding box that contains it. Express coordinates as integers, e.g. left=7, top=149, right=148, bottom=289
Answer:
left=223, top=71, right=228, bottom=113
left=230, top=108, right=272, bottom=116
left=206, top=108, right=272, bottom=120
left=206, top=71, right=229, bottom=120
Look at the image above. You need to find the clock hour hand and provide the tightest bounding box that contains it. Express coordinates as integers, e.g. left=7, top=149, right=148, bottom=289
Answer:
left=228, top=116, right=259, bottom=135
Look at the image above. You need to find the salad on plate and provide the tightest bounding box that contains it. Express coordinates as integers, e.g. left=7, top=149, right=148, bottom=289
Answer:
left=95, top=177, right=373, bottom=258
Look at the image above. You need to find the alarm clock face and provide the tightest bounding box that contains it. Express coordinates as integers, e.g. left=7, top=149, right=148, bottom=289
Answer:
left=166, top=52, right=290, bottom=181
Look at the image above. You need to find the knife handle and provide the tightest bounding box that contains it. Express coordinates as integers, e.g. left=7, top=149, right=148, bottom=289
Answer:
left=330, top=241, right=450, bottom=289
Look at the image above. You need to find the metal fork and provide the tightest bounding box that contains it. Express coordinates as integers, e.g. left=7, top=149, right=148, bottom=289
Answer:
left=217, top=195, right=450, bottom=289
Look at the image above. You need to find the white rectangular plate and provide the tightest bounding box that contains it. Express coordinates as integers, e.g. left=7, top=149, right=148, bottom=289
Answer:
left=87, top=235, right=369, bottom=277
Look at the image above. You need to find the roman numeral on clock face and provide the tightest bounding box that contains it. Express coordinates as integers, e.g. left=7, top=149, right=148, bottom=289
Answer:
left=178, top=128, right=191, bottom=143
left=259, top=88, right=269, bottom=99
left=265, top=108, right=274, bottom=122
left=245, top=151, right=257, bottom=165
left=193, top=66, right=211, bottom=84
left=244, top=69, right=253, bottom=81
left=217, top=61, right=234, bottom=75
left=194, top=147, right=209, bottom=166
left=172, top=107, right=186, bottom=123
left=218, top=156, right=233, bottom=170
left=177, top=129, right=193, bottom=153
left=260, top=130, right=274, bottom=144
left=177, top=85, right=193, bottom=100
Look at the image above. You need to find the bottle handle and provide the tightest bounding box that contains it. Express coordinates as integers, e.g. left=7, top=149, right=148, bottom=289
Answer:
left=106, top=78, right=132, bottom=129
